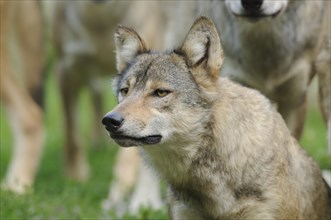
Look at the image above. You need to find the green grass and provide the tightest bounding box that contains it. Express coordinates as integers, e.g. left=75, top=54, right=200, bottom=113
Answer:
left=301, top=107, right=329, bottom=169
left=0, top=67, right=329, bottom=219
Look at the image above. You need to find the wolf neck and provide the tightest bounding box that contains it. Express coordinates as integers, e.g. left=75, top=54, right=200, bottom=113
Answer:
left=142, top=122, right=215, bottom=185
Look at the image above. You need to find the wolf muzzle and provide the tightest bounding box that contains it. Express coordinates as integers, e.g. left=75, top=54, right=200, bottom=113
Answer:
left=102, top=112, right=162, bottom=147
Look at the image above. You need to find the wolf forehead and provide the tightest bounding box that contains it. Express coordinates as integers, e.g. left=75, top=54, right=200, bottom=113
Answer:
left=114, top=51, right=197, bottom=92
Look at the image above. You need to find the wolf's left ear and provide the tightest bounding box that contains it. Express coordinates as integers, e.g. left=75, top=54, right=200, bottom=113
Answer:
left=180, top=16, right=223, bottom=79
left=115, top=25, right=147, bottom=73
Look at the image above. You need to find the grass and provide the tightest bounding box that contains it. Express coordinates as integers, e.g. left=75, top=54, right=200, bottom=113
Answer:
left=0, top=66, right=329, bottom=219
left=301, top=106, right=330, bottom=169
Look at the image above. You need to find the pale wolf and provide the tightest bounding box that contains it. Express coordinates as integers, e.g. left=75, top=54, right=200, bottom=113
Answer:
left=102, top=17, right=331, bottom=219
left=0, top=0, right=45, bottom=193
left=195, top=0, right=331, bottom=141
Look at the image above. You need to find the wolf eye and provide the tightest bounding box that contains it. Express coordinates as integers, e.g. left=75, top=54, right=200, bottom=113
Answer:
left=153, top=89, right=171, bottom=97
left=120, top=88, right=129, bottom=96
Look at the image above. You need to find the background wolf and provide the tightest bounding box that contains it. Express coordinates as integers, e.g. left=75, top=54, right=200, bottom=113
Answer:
left=197, top=0, right=331, bottom=141
left=102, top=17, right=331, bottom=219
left=166, top=0, right=330, bottom=142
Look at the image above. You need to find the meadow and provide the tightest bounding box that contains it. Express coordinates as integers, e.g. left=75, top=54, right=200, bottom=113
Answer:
left=0, top=65, right=329, bottom=219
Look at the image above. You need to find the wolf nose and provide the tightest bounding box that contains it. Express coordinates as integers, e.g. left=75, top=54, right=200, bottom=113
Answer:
left=241, top=0, right=263, bottom=11
left=102, top=112, right=124, bottom=131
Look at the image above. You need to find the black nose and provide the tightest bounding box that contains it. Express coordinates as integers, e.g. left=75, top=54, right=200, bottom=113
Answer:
left=102, top=112, right=124, bottom=132
left=241, top=0, right=263, bottom=11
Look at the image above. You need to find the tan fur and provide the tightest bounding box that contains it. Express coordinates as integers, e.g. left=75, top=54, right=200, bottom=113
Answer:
left=103, top=17, right=331, bottom=219
left=0, top=0, right=44, bottom=193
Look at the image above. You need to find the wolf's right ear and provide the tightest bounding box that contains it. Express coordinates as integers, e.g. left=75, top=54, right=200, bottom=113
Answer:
left=115, top=26, right=147, bottom=73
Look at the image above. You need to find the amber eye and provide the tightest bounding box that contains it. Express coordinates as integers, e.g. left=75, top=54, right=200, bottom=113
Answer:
left=153, top=89, right=171, bottom=97
left=120, top=88, right=129, bottom=96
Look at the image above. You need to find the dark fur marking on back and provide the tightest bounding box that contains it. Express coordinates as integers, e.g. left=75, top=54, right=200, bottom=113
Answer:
left=234, top=185, right=263, bottom=201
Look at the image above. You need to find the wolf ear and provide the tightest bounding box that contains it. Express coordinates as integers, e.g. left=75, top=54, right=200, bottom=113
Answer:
left=115, top=25, right=147, bottom=73
left=180, top=16, right=223, bottom=79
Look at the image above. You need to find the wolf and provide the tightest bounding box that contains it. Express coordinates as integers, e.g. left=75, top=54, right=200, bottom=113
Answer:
left=194, top=0, right=331, bottom=141
left=102, top=17, right=331, bottom=219
left=0, top=0, right=45, bottom=193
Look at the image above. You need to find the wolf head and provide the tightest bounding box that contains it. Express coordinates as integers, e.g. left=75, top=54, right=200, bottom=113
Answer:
left=225, top=0, right=289, bottom=19
left=102, top=17, right=223, bottom=147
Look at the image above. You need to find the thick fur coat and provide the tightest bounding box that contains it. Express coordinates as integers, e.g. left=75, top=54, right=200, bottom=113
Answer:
left=102, top=17, right=331, bottom=219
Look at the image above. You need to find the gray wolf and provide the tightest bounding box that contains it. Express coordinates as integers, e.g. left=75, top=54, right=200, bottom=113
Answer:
left=52, top=0, right=166, bottom=213
left=102, top=16, right=331, bottom=219
left=195, top=0, right=331, bottom=141
left=0, top=0, right=45, bottom=193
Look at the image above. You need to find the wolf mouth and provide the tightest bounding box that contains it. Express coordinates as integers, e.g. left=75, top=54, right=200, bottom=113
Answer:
left=110, top=134, right=162, bottom=147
